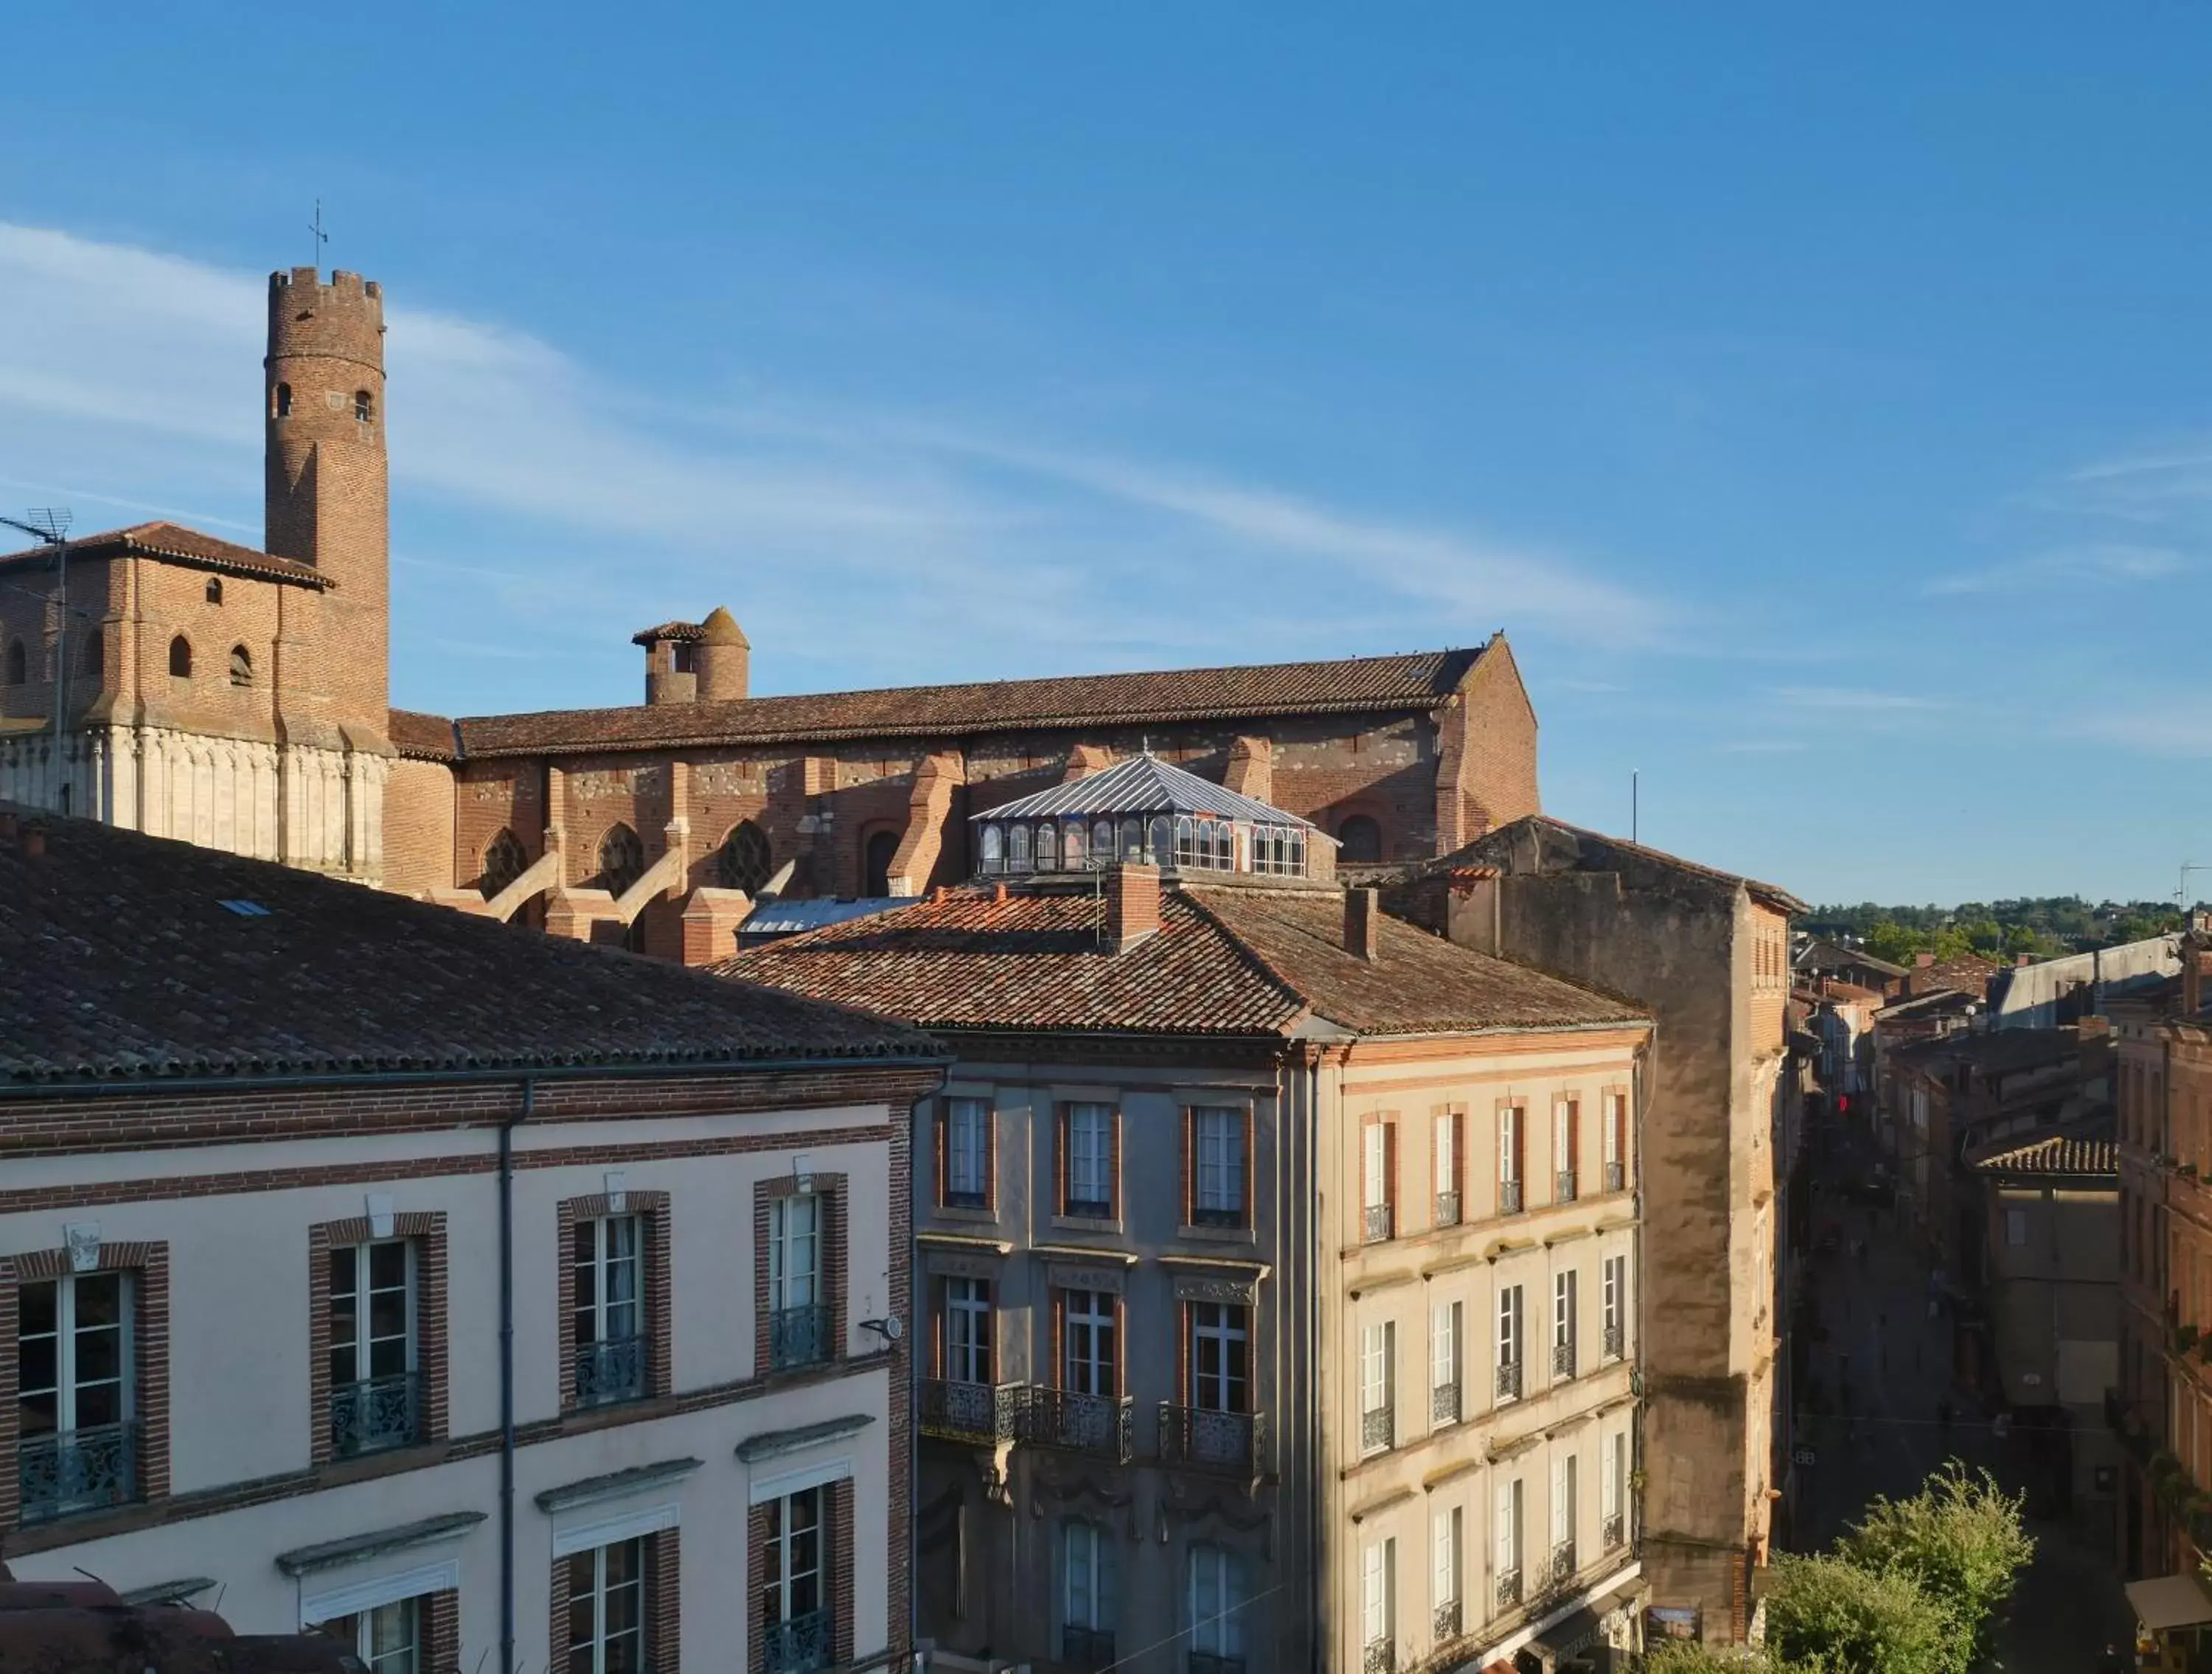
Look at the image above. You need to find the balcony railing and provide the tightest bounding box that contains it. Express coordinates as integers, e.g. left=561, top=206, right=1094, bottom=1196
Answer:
left=1065, top=1195, right=1113, bottom=1220
left=1192, top=1201, right=1246, bottom=1229
left=1159, top=1403, right=1262, bottom=1475
left=1023, top=1387, right=1134, bottom=1462
left=1495, top=1567, right=1523, bottom=1609
left=1556, top=1170, right=1578, bottom=1204
left=1364, top=1203, right=1394, bottom=1243
left=17, top=1420, right=138, bottom=1523
left=769, top=1302, right=833, bottom=1371
left=330, top=1371, right=422, bottom=1457
left=1548, top=1541, right=1577, bottom=1584
left=944, top=1186, right=988, bottom=1211
left=1189, top=1656, right=1247, bottom=1674
left=921, top=1378, right=1023, bottom=1445
left=1602, top=1511, right=1625, bottom=1550
left=1604, top=1161, right=1626, bottom=1193
left=1496, top=1360, right=1523, bottom=1402
left=763, top=1608, right=832, bottom=1674
left=574, top=1333, right=649, bottom=1406
left=1363, top=1639, right=1394, bottom=1674
left=1499, top=1178, right=1523, bottom=1215
left=1362, top=1405, right=1394, bottom=1454
left=1553, top=1338, right=1576, bottom=1380
left=1432, top=1380, right=1461, bottom=1425
left=1432, top=1600, right=1461, bottom=1645
left=1604, top=1322, right=1625, bottom=1362
left=1061, top=1626, right=1116, bottom=1669
left=1434, top=1190, right=1461, bottom=1229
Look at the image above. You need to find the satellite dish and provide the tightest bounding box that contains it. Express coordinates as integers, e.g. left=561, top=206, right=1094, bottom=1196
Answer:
left=860, top=1315, right=904, bottom=1344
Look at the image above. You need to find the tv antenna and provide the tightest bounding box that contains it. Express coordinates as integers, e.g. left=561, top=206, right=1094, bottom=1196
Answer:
left=2178, top=862, right=2208, bottom=910
left=0, top=510, right=72, bottom=805
left=308, top=198, right=328, bottom=271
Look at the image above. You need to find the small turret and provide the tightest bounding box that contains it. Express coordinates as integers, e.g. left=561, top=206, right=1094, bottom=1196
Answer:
left=696, top=606, right=749, bottom=702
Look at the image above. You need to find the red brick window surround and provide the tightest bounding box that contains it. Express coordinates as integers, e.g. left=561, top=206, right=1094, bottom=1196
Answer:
left=931, top=1273, right=997, bottom=1386
left=754, top=1174, right=847, bottom=1377
left=1183, top=1105, right=1254, bottom=1232
left=1056, top=1102, right=1120, bottom=1221
left=936, top=1097, right=995, bottom=1213
left=557, top=1192, right=672, bottom=1414
left=0, top=1240, right=170, bottom=1532
left=308, top=1212, right=448, bottom=1467
left=747, top=1477, right=854, bottom=1674
left=1360, top=1113, right=1397, bottom=1243
left=552, top=1528, right=679, bottom=1674
left=312, top=1586, right=459, bottom=1674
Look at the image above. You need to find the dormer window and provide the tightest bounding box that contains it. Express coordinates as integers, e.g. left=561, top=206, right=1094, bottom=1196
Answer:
left=672, top=643, right=696, bottom=675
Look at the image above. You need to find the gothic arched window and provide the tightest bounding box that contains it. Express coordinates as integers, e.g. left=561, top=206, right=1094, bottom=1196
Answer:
left=595, top=823, right=644, bottom=896
left=229, top=645, right=253, bottom=688
left=2, top=640, right=23, bottom=687
left=1035, top=820, right=1059, bottom=872
left=479, top=828, right=526, bottom=900
left=168, top=636, right=192, bottom=678
left=1336, top=814, right=1382, bottom=864
left=979, top=823, right=1005, bottom=875
left=717, top=819, right=773, bottom=895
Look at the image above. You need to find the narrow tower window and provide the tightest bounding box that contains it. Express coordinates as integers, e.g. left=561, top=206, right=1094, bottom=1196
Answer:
left=355, top=389, right=375, bottom=423
left=229, top=645, right=253, bottom=688
left=81, top=634, right=102, bottom=679
left=274, top=383, right=292, bottom=418
left=2, top=640, right=22, bottom=686
left=206, top=577, right=223, bottom=605
left=168, top=636, right=192, bottom=678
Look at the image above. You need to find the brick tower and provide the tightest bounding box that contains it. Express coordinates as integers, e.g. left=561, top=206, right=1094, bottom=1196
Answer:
left=264, top=267, right=389, bottom=738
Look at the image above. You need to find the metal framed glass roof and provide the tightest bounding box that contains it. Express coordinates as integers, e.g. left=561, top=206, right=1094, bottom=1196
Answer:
left=971, top=751, right=1322, bottom=830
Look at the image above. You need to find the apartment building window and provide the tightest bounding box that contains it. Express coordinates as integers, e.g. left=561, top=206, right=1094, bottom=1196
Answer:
left=1601, top=1257, right=1627, bottom=1362
left=2006, top=1208, right=2029, bottom=1248
left=1434, top=1110, right=1463, bottom=1228
left=1065, top=1289, right=1116, bottom=1394
left=1496, top=1285, right=1523, bottom=1403
left=1551, top=1454, right=1578, bottom=1582
left=943, top=1276, right=994, bottom=1386
left=1431, top=1301, right=1461, bottom=1426
left=1432, top=1506, right=1462, bottom=1647
left=762, top=1490, right=830, bottom=1674
left=1553, top=1100, right=1579, bottom=1204
left=573, top=1214, right=644, bottom=1406
left=17, top=1271, right=136, bottom=1521
left=1191, top=1106, right=1250, bottom=1229
left=1602, top=1094, right=1627, bottom=1193
left=1498, top=1106, right=1524, bottom=1215
left=1192, top=1303, right=1249, bottom=1412
left=1360, top=1320, right=1396, bottom=1455
left=318, top=1600, right=420, bottom=1674
left=1189, top=1543, right=1248, bottom=1674
left=1553, top=1271, right=1577, bottom=1381
left=942, top=1098, right=992, bottom=1210
left=1361, top=1537, right=1396, bottom=1674
left=1363, top=1118, right=1397, bottom=1243
left=330, top=1240, right=419, bottom=1456
left=566, top=1538, right=648, bottom=1674
left=1061, top=1102, right=1118, bottom=1219
left=768, top=1191, right=830, bottom=1370
left=1603, top=1430, right=1629, bottom=1550
left=1495, top=1476, right=1524, bottom=1608
left=1059, top=1519, right=1117, bottom=1667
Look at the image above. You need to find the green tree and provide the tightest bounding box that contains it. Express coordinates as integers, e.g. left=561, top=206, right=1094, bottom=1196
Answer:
left=1763, top=1554, right=1965, bottom=1674
left=1640, top=1641, right=1783, bottom=1673
left=1863, top=920, right=1924, bottom=964
left=1834, top=1465, right=2034, bottom=1669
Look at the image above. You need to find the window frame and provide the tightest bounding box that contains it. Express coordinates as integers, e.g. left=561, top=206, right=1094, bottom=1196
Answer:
left=941, top=1097, right=993, bottom=1212
left=1188, top=1300, right=1250, bottom=1414
left=1190, top=1105, right=1251, bottom=1229
left=1188, top=1542, right=1247, bottom=1659
left=319, top=1597, right=422, bottom=1674
left=1060, top=1101, right=1118, bottom=1220
left=940, top=1274, right=994, bottom=1387
left=1062, top=1287, right=1118, bottom=1397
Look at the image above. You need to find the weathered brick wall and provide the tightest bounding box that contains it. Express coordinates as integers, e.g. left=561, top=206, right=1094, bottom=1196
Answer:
left=1446, top=636, right=1540, bottom=840
left=383, top=756, right=458, bottom=896
left=0, top=555, right=119, bottom=727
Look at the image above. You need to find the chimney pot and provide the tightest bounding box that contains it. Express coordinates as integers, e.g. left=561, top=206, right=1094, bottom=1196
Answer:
left=993, top=883, right=1008, bottom=904
left=1346, top=887, right=1380, bottom=962
left=1105, top=864, right=1161, bottom=953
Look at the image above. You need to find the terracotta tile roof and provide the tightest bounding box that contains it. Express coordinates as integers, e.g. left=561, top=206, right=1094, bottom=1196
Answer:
left=0, top=521, right=330, bottom=588
left=1430, top=815, right=1806, bottom=916
left=451, top=646, right=1489, bottom=758
left=1972, top=1128, right=2118, bottom=1177
left=1904, top=954, right=2003, bottom=999
left=720, top=878, right=1644, bottom=1041
left=388, top=707, right=459, bottom=762
left=0, top=808, right=935, bottom=1085
left=631, top=619, right=705, bottom=646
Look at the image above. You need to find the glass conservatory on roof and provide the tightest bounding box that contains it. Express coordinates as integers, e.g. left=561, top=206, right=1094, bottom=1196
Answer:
left=972, top=751, right=1331, bottom=880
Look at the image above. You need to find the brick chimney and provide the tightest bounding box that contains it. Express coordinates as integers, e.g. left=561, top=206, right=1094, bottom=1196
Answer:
left=1105, top=864, right=1161, bottom=952
left=1346, top=886, right=1380, bottom=962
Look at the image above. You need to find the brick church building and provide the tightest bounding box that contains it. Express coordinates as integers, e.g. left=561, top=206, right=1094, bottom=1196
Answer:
left=0, top=265, right=1540, bottom=963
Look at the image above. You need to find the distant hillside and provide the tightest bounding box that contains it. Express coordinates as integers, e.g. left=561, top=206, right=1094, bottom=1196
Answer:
left=1801, top=897, right=2185, bottom=963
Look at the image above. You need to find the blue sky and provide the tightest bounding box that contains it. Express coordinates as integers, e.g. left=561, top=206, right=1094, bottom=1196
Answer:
left=1, top=5, right=2207, bottom=905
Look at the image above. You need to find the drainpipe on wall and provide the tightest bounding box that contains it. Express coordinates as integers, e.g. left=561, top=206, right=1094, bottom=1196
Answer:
left=500, top=1080, right=532, bottom=1674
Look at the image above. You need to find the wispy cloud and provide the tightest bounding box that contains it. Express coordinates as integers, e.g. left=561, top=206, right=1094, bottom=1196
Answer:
left=1771, top=686, right=1945, bottom=713
left=1715, top=739, right=1808, bottom=754
left=1924, top=542, right=2190, bottom=597
left=2071, top=704, right=2212, bottom=759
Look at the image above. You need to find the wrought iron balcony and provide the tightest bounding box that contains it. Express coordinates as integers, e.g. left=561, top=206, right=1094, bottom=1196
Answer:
left=1604, top=1322, right=1625, bottom=1362
left=574, top=1333, right=649, bottom=1406
left=1363, top=1202, right=1394, bottom=1243
left=763, top=1607, right=832, bottom=1674
left=1602, top=1511, right=1625, bottom=1550
left=18, top=1420, right=137, bottom=1523
left=1362, top=1404, right=1394, bottom=1454
left=1555, top=1169, right=1578, bottom=1204
left=1023, top=1387, right=1133, bottom=1462
left=1192, top=1201, right=1247, bottom=1229
left=1065, top=1195, right=1113, bottom=1220
left=1363, top=1639, right=1394, bottom=1674
left=921, top=1378, right=1023, bottom=1445
left=1604, top=1161, right=1626, bottom=1193
left=1496, top=1360, right=1523, bottom=1402
left=1553, top=1338, right=1576, bottom=1380
left=1495, top=1567, right=1523, bottom=1609
left=1159, top=1403, right=1263, bottom=1475
left=1499, top=1179, right=1523, bottom=1215
left=1434, top=1190, right=1461, bottom=1229
left=1060, top=1625, right=1116, bottom=1669
left=1431, top=1380, right=1461, bottom=1425
left=330, top=1371, right=422, bottom=1457
left=1548, top=1541, right=1577, bottom=1584
left=1432, top=1600, right=1461, bottom=1645
left=1189, top=1656, right=1247, bottom=1674
left=769, top=1302, right=833, bottom=1371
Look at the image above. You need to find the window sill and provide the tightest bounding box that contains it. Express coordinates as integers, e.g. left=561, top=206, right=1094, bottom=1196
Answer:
left=933, top=1204, right=1000, bottom=1226
left=1177, top=1222, right=1256, bottom=1246
left=1051, top=1214, right=1124, bottom=1235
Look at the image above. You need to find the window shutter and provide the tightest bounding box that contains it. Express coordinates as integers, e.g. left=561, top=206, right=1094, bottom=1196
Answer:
left=1384, top=1120, right=1398, bottom=1216
left=984, top=1102, right=997, bottom=1208
left=1242, top=1106, right=1256, bottom=1225
left=934, top=1107, right=948, bottom=1208
left=1055, top=1105, right=1070, bottom=1218
left=1115, top=1292, right=1127, bottom=1397
left=1099, top=1526, right=1119, bottom=1628
left=929, top=1277, right=944, bottom=1378
left=1052, top=1290, right=1067, bottom=1391
left=1109, top=1108, right=1122, bottom=1220
left=1177, top=1299, right=1191, bottom=1408
left=1182, top=1107, right=1196, bottom=1225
